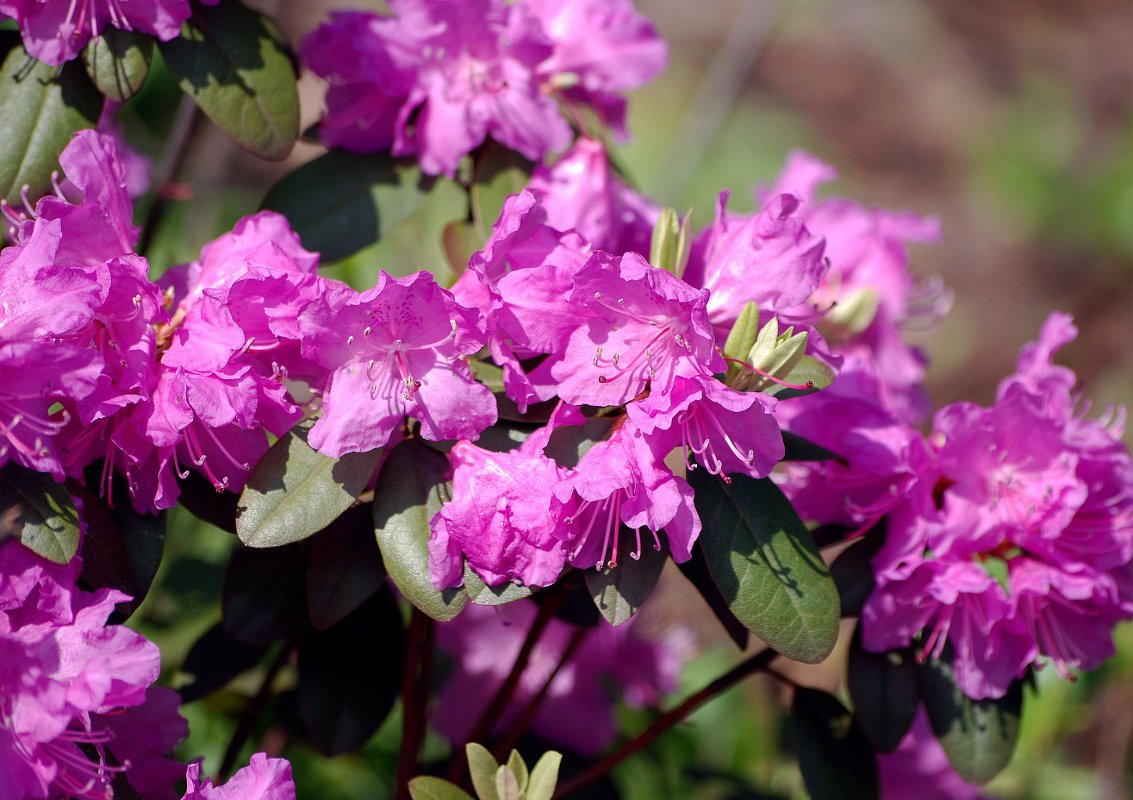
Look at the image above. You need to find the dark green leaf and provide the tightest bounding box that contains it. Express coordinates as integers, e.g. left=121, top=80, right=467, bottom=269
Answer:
left=690, top=472, right=839, bottom=663
left=464, top=567, right=532, bottom=607
left=677, top=542, right=749, bottom=650
left=918, top=656, right=1022, bottom=784
left=82, top=29, right=153, bottom=101
left=791, top=687, right=879, bottom=800
left=847, top=627, right=919, bottom=753
left=781, top=431, right=843, bottom=463
left=469, top=142, right=534, bottom=245
left=237, top=419, right=383, bottom=548
left=0, top=461, right=81, bottom=563
left=543, top=416, right=616, bottom=469
left=585, top=527, right=668, bottom=626
left=828, top=525, right=885, bottom=618
left=71, top=481, right=165, bottom=620
left=176, top=468, right=239, bottom=533
left=261, top=149, right=436, bottom=262
left=0, top=41, right=102, bottom=205
left=307, top=503, right=386, bottom=630
left=408, top=777, right=476, bottom=800
left=223, top=539, right=311, bottom=643
left=158, top=0, right=298, bottom=160
left=299, top=586, right=404, bottom=755
left=178, top=622, right=271, bottom=703
left=373, top=438, right=468, bottom=620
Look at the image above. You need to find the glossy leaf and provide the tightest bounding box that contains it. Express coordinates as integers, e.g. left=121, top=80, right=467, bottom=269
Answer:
left=847, top=628, right=919, bottom=753
left=299, top=587, right=405, bottom=755
left=0, top=462, right=81, bottom=564
left=690, top=472, right=839, bottom=663
left=82, top=29, right=153, bottom=101
left=467, top=743, right=500, bottom=800
left=585, top=526, right=668, bottom=625
left=918, top=656, right=1022, bottom=784
left=373, top=438, right=468, bottom=621
left=158, top=0, right=299, bottom=160
left=408, top=778, right=475, bottom=800
left=526, top=751, right=562, bottom=800
left=676, top=542, right=749, bottom=651
left=261, top=149, right=436, bottom=262
left=223, top=539, right=311, bottom=643
left=0, top=39, right=102, bottom=205
left=237, top=419, right=383, bottom=548
left=178, top=622, right=271, bottom=703
left=465, top=567, right=532, bottom=607
left=791, top=687, right=879, bottom=800
left=307, top=504, right=386, bottom=630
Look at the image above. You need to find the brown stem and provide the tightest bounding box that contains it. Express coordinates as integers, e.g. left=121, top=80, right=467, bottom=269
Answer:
left=443, top=583, right=571, bottom=784
left=553, top=647, right=777, bottom=798
left=395, top=608, right=434, bottom=800
left=217, top=641, right=293, bottom=780
left=492, top=624, right=589, bottom=761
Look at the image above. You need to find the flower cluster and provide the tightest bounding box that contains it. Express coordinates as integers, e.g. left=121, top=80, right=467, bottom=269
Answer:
left=301, top=0, right=668, bottom=176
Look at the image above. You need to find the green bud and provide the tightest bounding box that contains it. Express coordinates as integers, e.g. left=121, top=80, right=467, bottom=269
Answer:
left=650, top=207, right=691, bottom=277
left=826, top=287, right=880, bottom=334
left=734, top=317, right=809, bottom=393
left=722, top=302, right=760, bottom=385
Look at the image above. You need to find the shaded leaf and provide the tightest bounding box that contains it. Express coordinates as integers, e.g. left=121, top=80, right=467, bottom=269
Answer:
left=543, top=416, right=616, bottom=469
left=0, top=39, right=102, bottom=205
left=299, top=586, right=405, bottom=755
left=261, top=149, right=436, bottom=261
left=467, top=743, right=500, bottom=800
left=158, top=0, right=298, bottom=160
left=791, top=687, right=879, bottom=800
left=178, top=622, right=271, bottom=703
left=469, top=142, right=534, bottom=245
left=526, top=751, right=562, bottom=800
left=176, top=468, right=238, bottom=533
left=676, top=542, right=749, bottom=650
left=237, top=419, right=383, bottom=548
left=408, top=778, right=475, bottom=800
left=223, top=539, right=311, bottom=643
left=0, top=461, right=81, bottom=563
left=82, top=29, right=153, bottom=101
left=585, top=526, right=668, bottom=625
left=781, top=431, right=842, bottom=463
left=847, top=627, right=919, bottom=753
left=918, top=656, right=1022, bottom=784
left=442, top=218, right=477, bottom=277
left=690, top=472, right=839, bottom=663
left=307, top=503, right=386, bottom=630
left=373, top=438, right=468, bottom=621
left=464, top=567, right=532, bottom=607
left=828, top=524, right=885, bottom=618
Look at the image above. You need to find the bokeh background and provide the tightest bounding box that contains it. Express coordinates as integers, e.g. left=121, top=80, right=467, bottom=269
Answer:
left=119, top=1, right=1133, bottom=798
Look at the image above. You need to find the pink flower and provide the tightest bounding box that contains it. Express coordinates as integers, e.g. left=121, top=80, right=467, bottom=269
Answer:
left=182, top=753, right=295, bottom=800
left=878, top=710, right=983, bottom=800
left=299, top=271, right=496, bottom=457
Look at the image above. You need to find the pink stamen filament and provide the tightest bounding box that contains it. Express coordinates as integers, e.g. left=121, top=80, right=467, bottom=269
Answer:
left=596, top=326, right=671, bottom=385
left=723, top=356, right=814, bottom=391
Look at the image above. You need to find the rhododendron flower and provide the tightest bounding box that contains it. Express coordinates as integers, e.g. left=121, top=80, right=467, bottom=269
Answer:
left=299, top=271, right=495, bottom=457
left=879, top=710, right=983, bottom=800
left=182, top=752, right=295, bottom=800
left=434, top=600, right=691, bottom=755
left=0, top=0, right=217, bottom=67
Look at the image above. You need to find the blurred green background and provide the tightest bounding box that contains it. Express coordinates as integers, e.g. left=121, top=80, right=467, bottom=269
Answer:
left=119, top=1, right=1133, bottom=798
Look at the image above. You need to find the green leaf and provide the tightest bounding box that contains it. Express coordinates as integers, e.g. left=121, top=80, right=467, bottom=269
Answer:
left=585, top=527, right=668, bottom=625
left=469, top=142, right=534, bottom=245
left=0, top=40, right=102, bottom=205
left=543, top=415, right=616, bottom=469
left=261, top=149, right=436, bottom=262
left=299, top=587, right=404, bottom=755
left=178, top=622, right=270, bottom=703
left=505, top=750, right=528, bottom=794
left=236, top=419, right=383, bottom=548
left=408, top=777, right=476, bottom=800
left=780, top=431, right=842, bottom=463
left=373, top=438, right=468, bottom=621
left=828, top=526, right=885, bottom=618
left=306, top=503, right=386, bottom=630
left=222, top=539, right=311, bottom=643
left=176, top=469, right=239, bottom=533
left=467, top=743, right=500, bottom=800
left=768, top=356, right=837, bottom=400
left=676, top=543, right=749, bottom=650
left=157, top=0, right=298, bottom=160
left=689, top=472, right=839, bottom=663
left=791, top=687, right=879, bottom=800
left=496, top=765, right=520, bottom=800
left=82, top=29, right=153, bottom=101
left=442, top=219, right=478, bottom=277
left=0, top=462, right=81, bottom=563
left=464, top=567, right=532, bottom=607
left=918, top=656, right=1022, bottom=784
left=722, top=302, right=760, bottom=385
left=525, top=751, right=562, bottom=800
left=847, top=628, right=919, bottom=753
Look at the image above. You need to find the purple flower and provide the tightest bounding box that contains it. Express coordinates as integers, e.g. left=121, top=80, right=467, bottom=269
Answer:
left=433, top=599, right=691, bottom=756
left=299, top=271, right=496, bottom=457
left=182, top=753, right=295, bottom=800
left=0, top=0, right=217, bottom=66
left=879, top=710, right=983, bottom=800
